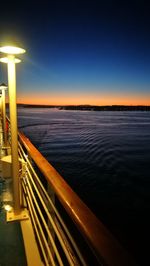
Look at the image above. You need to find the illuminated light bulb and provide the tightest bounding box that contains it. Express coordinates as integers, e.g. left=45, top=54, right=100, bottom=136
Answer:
left=0, top=57, right=21, bottom=63
left=0, top=46, right=26, bottom=54
left=4, top=204, right=12, bottom=212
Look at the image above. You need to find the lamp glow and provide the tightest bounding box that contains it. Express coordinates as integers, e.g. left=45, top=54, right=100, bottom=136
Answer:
left=4, top=204, right=12, bottom=212
left=0, top=46, right=26, bottom=54
left=0, top=57, right=21, bottom=63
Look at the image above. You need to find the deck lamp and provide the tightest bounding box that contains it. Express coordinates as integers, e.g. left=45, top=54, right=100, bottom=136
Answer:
left=0, top=83, right=8, bottom=145
left=0, top=46, right=26, bottom=213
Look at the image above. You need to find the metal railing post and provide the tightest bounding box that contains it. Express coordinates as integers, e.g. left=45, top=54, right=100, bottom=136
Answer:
left=7, top=54, right=20, bottom=213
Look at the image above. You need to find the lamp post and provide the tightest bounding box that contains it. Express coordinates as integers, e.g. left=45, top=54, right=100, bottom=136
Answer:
left=0, top=46, right=25, bottom=213
left=0, top=83, right=8, bottom=145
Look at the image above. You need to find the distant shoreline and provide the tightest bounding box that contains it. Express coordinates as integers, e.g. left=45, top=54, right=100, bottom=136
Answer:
left=13, top=103, right=150, bottom=111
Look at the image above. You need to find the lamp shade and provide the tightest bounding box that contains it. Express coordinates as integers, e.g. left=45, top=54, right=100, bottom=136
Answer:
left=0, top=46, right=26, bottom=54
left=0, top=57, right=21, bottom=63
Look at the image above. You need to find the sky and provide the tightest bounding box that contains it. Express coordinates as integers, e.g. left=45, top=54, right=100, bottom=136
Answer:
left=0, top=0, right=150, bottom=105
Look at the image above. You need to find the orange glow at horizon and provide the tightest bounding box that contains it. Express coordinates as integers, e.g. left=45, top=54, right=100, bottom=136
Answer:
left=15, top=91, right=150, bottom=106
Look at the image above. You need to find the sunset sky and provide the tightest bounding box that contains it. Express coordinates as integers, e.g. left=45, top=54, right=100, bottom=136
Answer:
left=0, top=1, right=150, bottom=105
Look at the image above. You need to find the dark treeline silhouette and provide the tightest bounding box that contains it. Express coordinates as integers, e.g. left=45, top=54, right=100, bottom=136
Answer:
left=15, top=104, right=150, bottom=111
left=59, top=105, right=150, bottom=111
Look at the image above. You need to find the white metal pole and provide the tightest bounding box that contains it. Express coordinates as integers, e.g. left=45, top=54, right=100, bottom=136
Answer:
left=2, top=89, right=7, bottom=145
left=7, top=54, right=20, bottom=213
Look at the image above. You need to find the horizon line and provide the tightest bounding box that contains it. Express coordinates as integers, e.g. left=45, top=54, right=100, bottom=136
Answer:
left=14, top=103, right=150, bottom=107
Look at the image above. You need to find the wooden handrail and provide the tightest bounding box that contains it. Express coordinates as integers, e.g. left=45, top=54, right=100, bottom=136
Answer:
left=18, top=131, right=137, bottom=266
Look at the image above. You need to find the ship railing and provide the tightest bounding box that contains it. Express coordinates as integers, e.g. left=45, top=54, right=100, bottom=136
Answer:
left=6, top=116, right=136, bottom=266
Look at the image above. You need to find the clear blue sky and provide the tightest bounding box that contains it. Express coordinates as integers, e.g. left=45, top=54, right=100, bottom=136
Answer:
left=0, top=0, right=150, bottom=105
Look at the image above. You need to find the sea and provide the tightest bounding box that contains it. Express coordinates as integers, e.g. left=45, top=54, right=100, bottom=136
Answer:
left=17, top=108, right=150, bottom=266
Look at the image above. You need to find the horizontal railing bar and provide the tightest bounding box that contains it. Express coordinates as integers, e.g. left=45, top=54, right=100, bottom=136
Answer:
left=19, top=142, right=87, bottom=265
left=22, top=181, right=50, bottom=266
left=25, top=168, right=64, bottom=266
left=54, top=217, right=81, bottom=266
left=18, top=131, right=137, bottom=266
left=26, top=163, right=77, bottom=266
left=22, top=177, right=58, bottom=266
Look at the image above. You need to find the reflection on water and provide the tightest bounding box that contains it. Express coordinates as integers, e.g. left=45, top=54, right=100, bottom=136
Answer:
left=18, top=108, right=150, bottom=266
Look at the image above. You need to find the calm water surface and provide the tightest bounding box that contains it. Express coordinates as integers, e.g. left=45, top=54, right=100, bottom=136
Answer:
left=18, top=108, right=150, bottom=265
